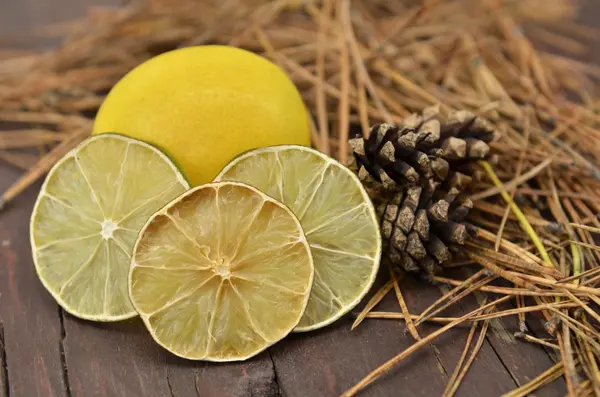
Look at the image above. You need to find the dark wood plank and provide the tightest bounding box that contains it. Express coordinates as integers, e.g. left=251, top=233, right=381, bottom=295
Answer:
left=0, top=170, right=67, bottom=397
left=526, top=310, right=562, bottom=364
left=63, top=317, right=281, bottom=397
left=407, top=280, right=519, bottom=396
left=1, top=321, right=7, bottom=397
left=61, top=317, right=174, bottom=397
left=483, top=300, right=567, bottom=397
left=438, top=268, right=567, bottom=396
left=270, top=278, right=448, bottom=397
left=269, top=274, right=533, bottom=397
left=167, top=351, right=280, bottom=397
left=270, top=275, right=462, bottom=397
left=441, top=283, right=565, bottom=396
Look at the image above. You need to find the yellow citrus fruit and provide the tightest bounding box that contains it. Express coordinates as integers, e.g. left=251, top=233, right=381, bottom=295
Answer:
left=93, top=46, right=311, bottom=186
left=30, top=134, right=189, bottom=321
left=215, top=146, right=381, bottom=331
left=129, top=182, right=314, bottom=361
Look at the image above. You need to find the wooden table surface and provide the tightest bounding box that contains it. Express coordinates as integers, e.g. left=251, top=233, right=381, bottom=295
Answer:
left=0, top=1, right=598, bottom=397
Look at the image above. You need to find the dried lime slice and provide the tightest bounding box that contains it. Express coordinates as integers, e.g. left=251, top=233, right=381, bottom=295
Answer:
left=30, top=134, right=189, bottom=321
left=129, top=182, right=314, bottom=361
left=216, top=145, right=381, bottom=331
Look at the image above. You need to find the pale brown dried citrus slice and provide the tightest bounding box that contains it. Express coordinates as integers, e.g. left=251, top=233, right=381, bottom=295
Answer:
left=216, top=145, right=381, bottom=331
left=129, top=182, right=314, bottom=361
left=30, top=134, right=189, bottom=321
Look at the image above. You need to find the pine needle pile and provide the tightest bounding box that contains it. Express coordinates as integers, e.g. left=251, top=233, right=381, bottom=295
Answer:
left=1, top=0, right=600, bottom=395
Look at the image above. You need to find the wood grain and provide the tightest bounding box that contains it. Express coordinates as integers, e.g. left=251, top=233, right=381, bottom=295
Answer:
left=441, top=268, right=567, bottom=396
left=483, top=302, right=567, bottom=396
left=271, top=278, right=450, bottom=397
left=168, top=351, right=280, bottom=397
left=1, top=310, right=7, bottom=397
left=417, top=283, right=518, bottom=396
left=0, top=169, right=67, bottom=397
left=61, top=317, right=173, bottom=397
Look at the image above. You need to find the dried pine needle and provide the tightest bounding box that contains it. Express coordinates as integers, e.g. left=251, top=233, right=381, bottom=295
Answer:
left=433, top=276, right=570, bottom=297
left=501, top=361, right=567, bottom=397
left=445, top=312, right=491, bottom=397
left=314, top=0, right=332, bottom=156
left=514, top=332, right=560, bottom=350
left=364, top=300, right=578, bottom=324
left=571, top=223, right=600, bottom=234
left=363, top=311, right=458, bottom=324
left=336, top=1, right=350, bottom=163
left=413, top=269, right=488, bottom=326
left=351, top=279, right=394, bottom=330
left=471, top=158, right=552, bottom=201
left=479, top=160, right=554, bottom=267
left=388, top=263, right=421, bottom=340
left=0, top=129, right=87, bottom=209
left=442, top=316, right=480, bottom=397
left=494, top=113, right=532, bottom=252
left=505, top=271, right=600, bottom=297
left=415, top=275, right=496, bottom=327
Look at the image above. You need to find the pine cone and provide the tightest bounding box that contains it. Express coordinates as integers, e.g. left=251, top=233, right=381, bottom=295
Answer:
left=349, top=106, right=499, bottom=276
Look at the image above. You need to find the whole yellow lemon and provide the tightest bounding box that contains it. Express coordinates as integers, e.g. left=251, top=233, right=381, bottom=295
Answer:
left=93, top=46, right=310, bottom=185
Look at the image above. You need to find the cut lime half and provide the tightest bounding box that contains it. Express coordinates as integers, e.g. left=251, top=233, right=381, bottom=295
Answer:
left=216, top=145, right=381, bottom=331
left=129, top=182, right=314, bottom=361
left=30, top=134, right=189, bottom=321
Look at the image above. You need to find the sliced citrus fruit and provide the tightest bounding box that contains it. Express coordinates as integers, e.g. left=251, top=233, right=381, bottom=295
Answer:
left=215, top=145, right=381, bottom=331
left=30, top=134, right=189, bottom=321
left=129, top=182, right=314, bottom=361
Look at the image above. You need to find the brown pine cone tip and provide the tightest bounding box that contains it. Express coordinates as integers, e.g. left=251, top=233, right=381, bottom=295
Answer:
left=348, top=106, right=500, bottom=276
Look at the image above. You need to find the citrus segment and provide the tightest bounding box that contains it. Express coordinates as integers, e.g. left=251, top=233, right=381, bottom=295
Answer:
left=35, top=236, right=102, bottom=295
left=307, top=204, right=380, bottom=256
left=216, top=146, right=381, bottom=331
left=147, top=276, right=221, bottom=359
left=41, top=157, right=105, bottom=221
left=229, top=277, right=305, bottom=341
left=31, top=134, right=189, bottom=321
left=310, top=247, right=376, bottom=304
left=207, top=281, right=268, bottom=359
left=300, top=164, right=367, bottom=232
left=59, top=240, right=109, bottom=316
left=133, top=214, right=214, bottom=270
left=129, top=182, right=313, bottom=361
left=232, top=243, right=313, bottom=294
left=233, top=201, right=304, bottom=262
left=75, top=136, right=128, bottom=214
left=34, top=195, right=101, bottom=246
left=132, top=267, right=216, bottom=315
left=105, top=239, right=135, bottom=316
